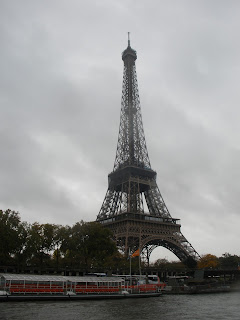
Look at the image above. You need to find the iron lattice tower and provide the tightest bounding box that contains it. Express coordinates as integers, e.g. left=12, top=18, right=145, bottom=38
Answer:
left=97, top=36, right=199, bottom=266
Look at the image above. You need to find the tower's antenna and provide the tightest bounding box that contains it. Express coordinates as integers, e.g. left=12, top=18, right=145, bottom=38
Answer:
left=128, top=32, right=130, bottom=47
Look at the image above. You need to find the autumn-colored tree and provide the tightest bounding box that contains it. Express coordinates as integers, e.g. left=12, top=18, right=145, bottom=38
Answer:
left=197, top=254, right=219, bottom=269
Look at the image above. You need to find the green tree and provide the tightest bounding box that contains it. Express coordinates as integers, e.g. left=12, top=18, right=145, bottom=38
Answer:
left=13, top=221, right=29, bottom=269
left=58, top=225, right=76, bottom=268
left=0, top=209, right=28, bottom=266
left=25, top=223, right=56, bottom=268
left=153, top=258, right=169, bottom=268
left=52, top=225, right=69, bottom=270
left=64, top=221, right=118, bottom=271
left=219, top=253, right=240, bottom=269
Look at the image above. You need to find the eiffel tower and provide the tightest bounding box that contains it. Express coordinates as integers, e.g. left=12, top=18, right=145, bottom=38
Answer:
left=97, top=35, right=199, bottom=266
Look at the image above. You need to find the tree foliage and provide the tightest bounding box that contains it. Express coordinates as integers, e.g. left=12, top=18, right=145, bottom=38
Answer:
left=197, top=254, right=219, bottom=269
left=0, top=209, right=28, bottom=265
left=152, top=258, right=187, bottom=272
left=0, top=210, right=120, bottom=272
left=219, top=253, right=240, bottom=269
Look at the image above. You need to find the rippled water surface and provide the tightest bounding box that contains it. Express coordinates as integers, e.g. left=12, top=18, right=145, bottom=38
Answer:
left=1, top=292, right=240, bottom=320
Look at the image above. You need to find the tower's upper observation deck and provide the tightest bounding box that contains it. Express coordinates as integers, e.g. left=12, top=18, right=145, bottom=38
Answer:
left=122, top=32, right=137, bottom=62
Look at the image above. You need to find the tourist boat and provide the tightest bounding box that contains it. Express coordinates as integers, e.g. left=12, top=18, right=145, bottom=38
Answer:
left=0, top=273, right=162, bottom=301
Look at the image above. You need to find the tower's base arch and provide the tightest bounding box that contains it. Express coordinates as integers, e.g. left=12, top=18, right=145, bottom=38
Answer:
left=99, top=213, right=199, bottom=268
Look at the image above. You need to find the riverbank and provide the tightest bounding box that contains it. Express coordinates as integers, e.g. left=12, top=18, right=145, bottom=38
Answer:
left=162, top=284, right=230, bottom=294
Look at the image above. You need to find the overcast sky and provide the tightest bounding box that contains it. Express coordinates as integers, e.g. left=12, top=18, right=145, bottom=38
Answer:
left=1, top=0, right=240, bottom=262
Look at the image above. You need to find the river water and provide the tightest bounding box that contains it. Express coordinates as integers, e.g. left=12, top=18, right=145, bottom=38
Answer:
left=1, top=292, right=239, bottom=320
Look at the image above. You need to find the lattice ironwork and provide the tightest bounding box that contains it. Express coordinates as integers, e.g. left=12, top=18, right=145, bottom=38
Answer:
left=113, top=63, right=151, bottom=171
left=96, top=36, right=199, bottom=265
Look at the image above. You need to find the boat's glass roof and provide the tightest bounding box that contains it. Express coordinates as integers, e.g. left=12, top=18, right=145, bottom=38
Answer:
left=0, top=274, right=123, bottom=283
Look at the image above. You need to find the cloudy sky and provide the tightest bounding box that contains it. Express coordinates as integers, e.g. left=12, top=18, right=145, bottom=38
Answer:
left=1, top=0, right=240, bottom=261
